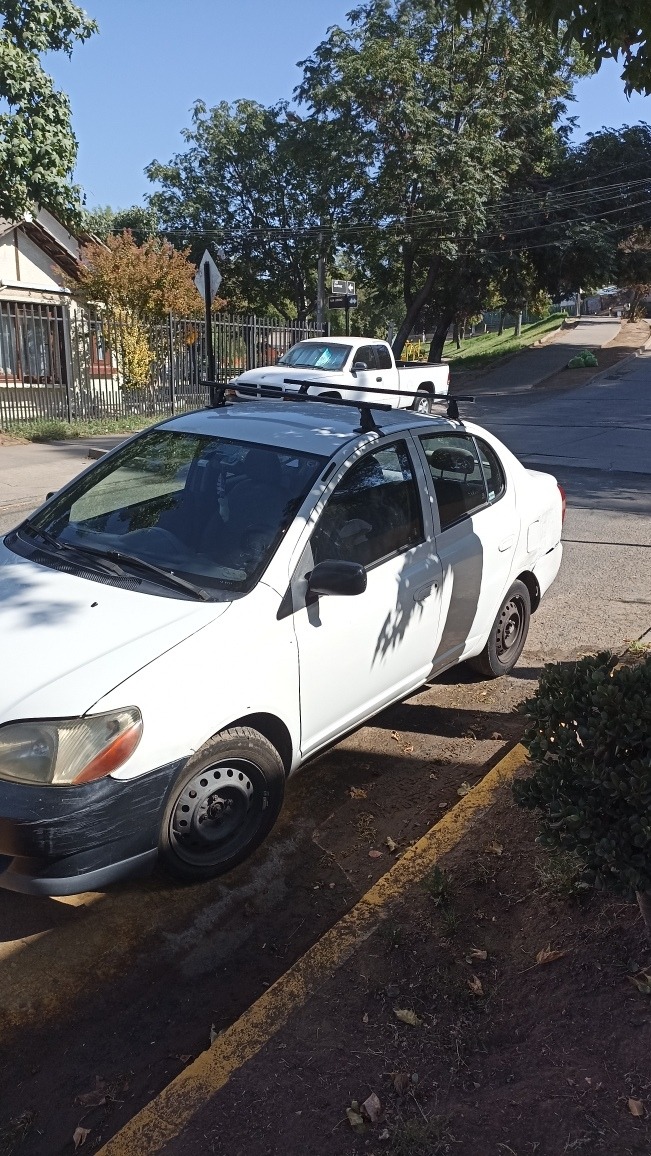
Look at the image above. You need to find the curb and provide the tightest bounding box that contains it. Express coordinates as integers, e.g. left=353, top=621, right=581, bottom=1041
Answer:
left=96, top=743, right=528, bottom=1156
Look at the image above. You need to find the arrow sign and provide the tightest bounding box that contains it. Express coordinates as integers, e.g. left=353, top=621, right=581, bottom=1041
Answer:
left=194, top=249, right=222, bottom=300
left=332, top=278, right=355, bottom=296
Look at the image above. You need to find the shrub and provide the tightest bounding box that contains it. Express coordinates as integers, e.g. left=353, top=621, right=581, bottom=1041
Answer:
left=514, top=652, right=651, bottom=935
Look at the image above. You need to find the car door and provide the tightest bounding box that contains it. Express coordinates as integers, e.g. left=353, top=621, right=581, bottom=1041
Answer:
left=348, top=344, right=382, bottom=402
left=414, top=432, right=518, bottom=670
left=289, top=438, right=443, bottom=757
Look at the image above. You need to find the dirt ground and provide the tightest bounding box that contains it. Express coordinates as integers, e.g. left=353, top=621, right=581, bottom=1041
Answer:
left=161, top=788, right=651, bottom=1156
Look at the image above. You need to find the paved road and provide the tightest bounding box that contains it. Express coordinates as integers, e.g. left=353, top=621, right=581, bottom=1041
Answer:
left=464, top=315, right=623, bottom=393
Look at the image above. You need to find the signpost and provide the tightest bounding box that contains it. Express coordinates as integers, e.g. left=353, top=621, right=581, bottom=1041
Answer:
left=328, top=284, right=357, bottom=335
left=195, top=250, right=222, bottom=404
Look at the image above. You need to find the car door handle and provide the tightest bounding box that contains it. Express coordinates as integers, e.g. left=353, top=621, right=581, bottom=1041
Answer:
left=376, top=377, right=383, bottom=382
left=414, top=582, right=437, bottom=602
left=498, top=535, right=515, bottom=552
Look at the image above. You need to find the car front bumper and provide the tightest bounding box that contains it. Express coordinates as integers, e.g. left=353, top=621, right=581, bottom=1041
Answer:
left=0, top=759, right=185, bottom=896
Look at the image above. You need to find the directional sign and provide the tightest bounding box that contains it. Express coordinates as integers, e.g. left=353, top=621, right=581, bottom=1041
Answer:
left=194, top=249, right=222, bottom=300
left=329, top=293, right=358, bottom=309
left=332, top=278, right=355, bottom=296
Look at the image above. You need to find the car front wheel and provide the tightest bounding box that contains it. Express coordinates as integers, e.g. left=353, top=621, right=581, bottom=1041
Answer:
left=158, top=727, right=285, bottom=883
left=468, top=580, right=531, bottom=678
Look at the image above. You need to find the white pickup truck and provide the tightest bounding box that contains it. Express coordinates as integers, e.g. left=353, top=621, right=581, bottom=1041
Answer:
left=231, top=336, right=450, bottom=413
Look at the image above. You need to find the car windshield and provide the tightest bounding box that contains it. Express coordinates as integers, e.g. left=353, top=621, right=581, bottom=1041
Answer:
left=277, top=342, right=351, bottom=370
left=23, top=430, right=326, bottom=597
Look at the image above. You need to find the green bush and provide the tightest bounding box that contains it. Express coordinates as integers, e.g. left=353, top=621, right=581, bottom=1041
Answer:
left=567, top=349, right=598, bottom=369
left=514, top=653, right=651, bottom=905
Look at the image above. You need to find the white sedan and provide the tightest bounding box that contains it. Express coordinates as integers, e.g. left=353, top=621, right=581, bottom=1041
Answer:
left=0, top=398, right=563, bottom=895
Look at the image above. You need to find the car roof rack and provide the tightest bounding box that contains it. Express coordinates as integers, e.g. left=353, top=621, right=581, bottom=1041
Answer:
left=200, top=378, right=474, bottom=433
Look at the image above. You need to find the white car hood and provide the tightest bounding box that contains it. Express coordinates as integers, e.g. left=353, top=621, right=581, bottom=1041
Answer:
left=235, top=365, right=341, bottom=386
left=0, top=547, right=230, bottom=721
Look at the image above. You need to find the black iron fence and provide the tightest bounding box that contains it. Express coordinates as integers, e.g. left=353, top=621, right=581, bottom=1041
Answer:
left=0, top=305, right=323, bottom=427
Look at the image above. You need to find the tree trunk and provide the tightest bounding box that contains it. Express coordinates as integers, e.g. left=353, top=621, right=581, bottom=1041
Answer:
left=515, top=310, right=522, bottom=337
left=498, top=310, right=505, bottom=336
left=636, top=890, right=651, bottom=942
left=392, top=258, right=439, bottom=360
left=428, top=311, right=454, bottom=363
left=453, top=320, right=461, bottom=349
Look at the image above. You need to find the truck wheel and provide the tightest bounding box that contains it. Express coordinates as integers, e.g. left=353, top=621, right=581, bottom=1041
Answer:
left=467, top=580, right=531, bottom=678
left=158, top=727, right=285, bottom=883
left=412, top=388, right=432, bottom=415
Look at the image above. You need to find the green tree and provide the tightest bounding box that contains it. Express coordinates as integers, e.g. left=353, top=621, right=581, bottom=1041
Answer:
left=0, top=0, right=96, bottom=222
left=83, top=204, right=161, bottom=246
left=617, top=227, right=651, bottom=319
left=454, top=0, right=651, bottom=94
left=147, top=99, right=361, bottom=321
left=298, top=0, right=578, bottom=360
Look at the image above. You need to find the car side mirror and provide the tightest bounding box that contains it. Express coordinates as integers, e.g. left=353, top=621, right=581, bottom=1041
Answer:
left=352, top=361, right=368, bottom=372
left=307, top=560, right=367, bottom=597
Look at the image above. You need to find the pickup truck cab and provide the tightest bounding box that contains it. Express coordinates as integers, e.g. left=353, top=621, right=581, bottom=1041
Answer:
left=231, top=336, right=450, bottom=413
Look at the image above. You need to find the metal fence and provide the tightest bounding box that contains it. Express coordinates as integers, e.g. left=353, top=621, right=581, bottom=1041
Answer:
left=0, top=305, right=323, bottom=427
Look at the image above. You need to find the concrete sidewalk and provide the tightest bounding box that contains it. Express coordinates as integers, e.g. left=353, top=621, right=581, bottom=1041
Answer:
left=457, top=316, right=623, bottom=394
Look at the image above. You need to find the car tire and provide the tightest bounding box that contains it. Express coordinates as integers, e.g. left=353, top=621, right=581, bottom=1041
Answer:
left=467, top=580, right=531, bottom=679
left=412, top=388, right=432, bottom=415
left=158, top=727, right=285, bottom=883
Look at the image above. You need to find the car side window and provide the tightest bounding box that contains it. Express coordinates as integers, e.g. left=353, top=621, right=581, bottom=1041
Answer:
left=374, top=344, right=393, bottom=370
left=311, top=441, right=424, bottom=568
left=476, top=437, right=506, bottom=503
left=355, top=345, right=377, bottom=370
left=420, top=434, right=488, bottom=530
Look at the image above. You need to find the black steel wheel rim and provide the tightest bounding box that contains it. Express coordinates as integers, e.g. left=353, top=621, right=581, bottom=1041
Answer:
left=169, top=758, right=264, bottom=867
left=495, top=594, right=526, bottom=664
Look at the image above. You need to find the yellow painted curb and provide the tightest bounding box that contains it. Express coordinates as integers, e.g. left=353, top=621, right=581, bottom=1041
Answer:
left=97, top=742, right=527, bottom=1156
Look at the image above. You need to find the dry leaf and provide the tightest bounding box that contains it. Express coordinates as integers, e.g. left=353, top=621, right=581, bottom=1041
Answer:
left=362, top=1012, right=369, bottom=1024
left=77, top=1078, right=107, bottom=1108
left=390, top=1071, right=411, bottom=1094
left=209, top=1024, right=220, bottom=1044
left=467, top=975, right=484, bottom=996
left=535, top=945, right=567, bottom=965
left=369, top=849, right=383, bottom=859
left=486, top=840, right=504, bottom=856
left=628, top=1098, right=645, bottom=1117
left=362, top=1092, right=382, bottom=1123
left=349, top=786, right=367, bottom=799
left=391, top=731, right=400, bottom=742
left=379, top=1127, right=390, bottom=1140
left=403, top=744, right=414, bottom=755
left=178, top=1054, right=192, bottom=1064
left=394, top=1008, right=422, bottom=1026
left=628, top=970, right=651, bottom=994
left=73, top=1128, right=90, bottom=1150
left=385, top=836, right=398, bottom=853
left=490, top=731, right=503, bottom=740
left=346, top=1106, right=365, bottom=1133
left=469, top=948, right=488, bottom=961
left=457, top=781, right=472, bottom=797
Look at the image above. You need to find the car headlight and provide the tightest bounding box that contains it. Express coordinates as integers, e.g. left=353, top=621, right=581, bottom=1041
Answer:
left=0, top=708, right=143, bottom=786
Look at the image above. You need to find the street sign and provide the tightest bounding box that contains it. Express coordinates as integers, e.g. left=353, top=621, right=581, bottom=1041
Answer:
left=332, top=278, right=355, bottom=296
left=328, top=293, right=358, bottom=309
left=194, top=249, right=222, bottom=300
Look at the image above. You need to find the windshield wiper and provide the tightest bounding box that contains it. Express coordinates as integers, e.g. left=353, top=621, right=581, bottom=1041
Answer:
left=78, top=545, right=211, bottom=602
left=20, top=524, right=124, bottom=574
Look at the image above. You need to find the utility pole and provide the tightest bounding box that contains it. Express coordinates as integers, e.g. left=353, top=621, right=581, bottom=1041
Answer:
left=316, top=220, right=327, bottom=333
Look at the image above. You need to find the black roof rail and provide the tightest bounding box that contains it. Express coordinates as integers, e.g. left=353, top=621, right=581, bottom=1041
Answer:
left=200, top=378, right=474, bottom=432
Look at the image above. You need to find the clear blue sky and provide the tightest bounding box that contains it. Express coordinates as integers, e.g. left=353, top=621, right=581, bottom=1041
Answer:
left=46, top=0, right=650, bottom=209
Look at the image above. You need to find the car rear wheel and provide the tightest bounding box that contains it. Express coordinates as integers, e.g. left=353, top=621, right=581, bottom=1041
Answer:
left=412, top=388, right=432, bottom=415
left=158, top=727, right=285, bottom=883
left=467, top=580, right=531, bottom=678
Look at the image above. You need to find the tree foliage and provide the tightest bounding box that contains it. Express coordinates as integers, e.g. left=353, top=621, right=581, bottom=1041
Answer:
left=454, top=0, right=651, bottom=95
left=147, top=99, right=361, bottom=321
left=74, top=231, right=201, bottom=321
left=0, top=0, right=96, bottom=222
left=297, top=0, right=577, bottom=358
left=83, top=204, right=162, bottom=246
